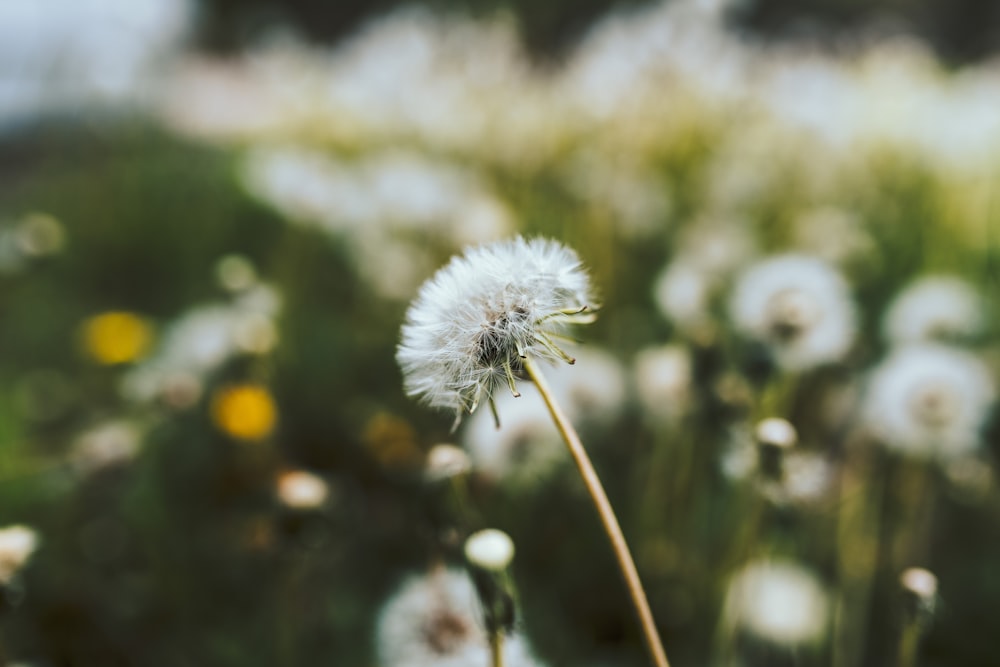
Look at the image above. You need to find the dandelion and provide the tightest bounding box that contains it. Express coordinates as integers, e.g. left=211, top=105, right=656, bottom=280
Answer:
left=724, top=558, right=830, bottom=645
left=375, top=567, right=544, bottom=667
left=70, top=420, right=143, bottom=475
left=729, top=254, right=856, bottom=372
left=882, top=275, right=983, bottom=345
left=545, top=347, right=628, bottom=426
left=861, top=344, right=995, bottom=460
left=276, top=470, right=330, bottom=510
left=465, top=529, right=516, bottom=572
left=398, top=237, right=669, bottom=667
left=81, top=311, right=153, bottom=365
left=0, top=525, right=39, bottom=585
left=633, top=344, right=692, bottom=425
left=211, top=383, right=277, bottom=441
left=461, top=384, right=565, bottom=482
left=396, top=236, right=595, bottom=425
left=425, top=443, right=472, bottom=482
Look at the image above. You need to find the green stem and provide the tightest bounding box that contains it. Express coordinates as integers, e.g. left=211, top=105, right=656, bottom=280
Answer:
left=523, top=355, right=670, bottom=667
left=490, top=631, right=504, bottom=667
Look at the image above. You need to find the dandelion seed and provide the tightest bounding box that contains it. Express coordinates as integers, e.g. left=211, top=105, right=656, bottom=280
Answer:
left=396, top=236, right=595, bottom=425
left=861, top=343, right=995, bottom=460
left=375, top=567, right=545, bottom=667
left=729, top=254, right=856, bottom=372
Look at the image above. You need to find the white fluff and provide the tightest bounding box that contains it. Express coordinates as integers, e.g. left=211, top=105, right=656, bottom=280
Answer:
left=882, top=275, right=983, bottom=345
left=862, top=343, right=995, bottom=459
left=729, top=254, right=856, bottom=372
left=724, top=558, right=830, bottom=645
left=397, top=237, right=595, bottom=419
left=375, top=567, right=544, bottom=667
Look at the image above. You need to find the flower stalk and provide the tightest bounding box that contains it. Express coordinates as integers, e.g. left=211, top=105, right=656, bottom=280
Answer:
left=522, top=354, right=670, bottom=667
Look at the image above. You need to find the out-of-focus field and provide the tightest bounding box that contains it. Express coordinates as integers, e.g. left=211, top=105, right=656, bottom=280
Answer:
left=1, top=1, right=998, bottom=666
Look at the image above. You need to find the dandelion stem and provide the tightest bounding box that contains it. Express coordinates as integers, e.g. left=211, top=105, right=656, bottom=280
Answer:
left=489, top=631, right=504, bottom=667
left=522, top=354, right=670, bottom=667
left=897, top=621, right=921, bottom=667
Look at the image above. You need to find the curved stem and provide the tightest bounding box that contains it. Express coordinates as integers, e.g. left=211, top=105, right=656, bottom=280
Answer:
left=523, top=355, right=670, bottom=667
left=489, top=631, right=504, bottom=667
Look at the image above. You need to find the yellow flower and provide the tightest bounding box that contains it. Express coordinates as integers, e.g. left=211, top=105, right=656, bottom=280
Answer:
left=82, top=311, right=153, bottom=365
left=211, top=384, right=277, bottom=441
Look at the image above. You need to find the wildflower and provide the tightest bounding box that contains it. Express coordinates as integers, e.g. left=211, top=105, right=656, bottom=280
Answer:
left=724, top=558, right=829, bottom=645
left=424, top=444, right=472, bottom=482
left=81, top=311, right=153, bottom=365
left=71, top=420, right=143, bottom=475
left=899, top=567, right=937, bottom=621
left=0, top=525, right=39, bottom=585
left=375, top=567, right=544, bottom=667
left=653, top=261, right=712, bottom=333
left=882, top=275, right=983, bottom=345
left=397, top=237, right=595, bottom=424
left=276, top=470, right=330, bottom=510
left=465, top=529, right=516, bottom=572
left=545, top=347, right=628, bottom=426
left=861, top=344, right=995, bottom=460
left=211, top=384, right=277, bottom=441
left=633, top=344, right=692, bottom=425
left=729, top=254, right=856, bottom=372
left=461, top=385, right=565, bottom=481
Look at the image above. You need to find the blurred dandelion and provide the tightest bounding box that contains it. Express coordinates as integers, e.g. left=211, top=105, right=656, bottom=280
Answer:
left=210, top=384, right=277, bottom=441
left=81, top=311, right=154, bottom=365
left=0, top=525, right=39, bottom=586
left=375, top=567, right=545, bottom=667
left=861, top=344, right=995, bottom=460
left=729, top=254, right=856, bottom=372
left=276, top=470, right=330, bottom=510
left=724, top=558, right=830, bottom=646
left=882, top=275, right=984, bottom=345
left=633, top=344, right=692, bottom=425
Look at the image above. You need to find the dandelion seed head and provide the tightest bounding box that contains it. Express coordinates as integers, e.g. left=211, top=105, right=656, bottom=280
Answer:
left=862, top=344, right=995, bottom=460
left=883, top=275, right=984, bottom=345
left=0, top=525, right=39, bottom=585
left=397, top=237, right=595, bottom=419
left=276, top=470, right=330, bottom=510
left=425, top=443, right=472, bottom=482
left=464, top=529, right=515, bottom=571
left=376, top=568, right=545, bottom=667
left=730, top=254, right=856, bottom=371
left=546, top=347, right=628, bottom=426
left=633, top=344, right=692, bottom=425
left=462, top=385, right=565, bottom=481
left=725, top=558, right=829, bottom=645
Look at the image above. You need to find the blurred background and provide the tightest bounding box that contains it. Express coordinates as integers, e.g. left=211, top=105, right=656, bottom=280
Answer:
left=1, top=0, right=999, bottom=666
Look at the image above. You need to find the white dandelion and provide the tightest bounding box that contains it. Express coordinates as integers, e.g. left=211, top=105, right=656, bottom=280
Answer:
left=545, top=347, right=628, bottom=426
left=861, top=343, right=995, bottom=460
left=724, top=558, right=830, bottom=646
left=882, top=275, right=984, bottom=345
left=396, top=236, right=596, bottom=424
left=375, top=567, right=545, bottom=667
left=729, top=254, right=856, bottom=372
left=461, top=383, right=566, bottom=482
left=633, top=344, right=692, bottom=425
left=0, top=525, right=39, bottom=585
